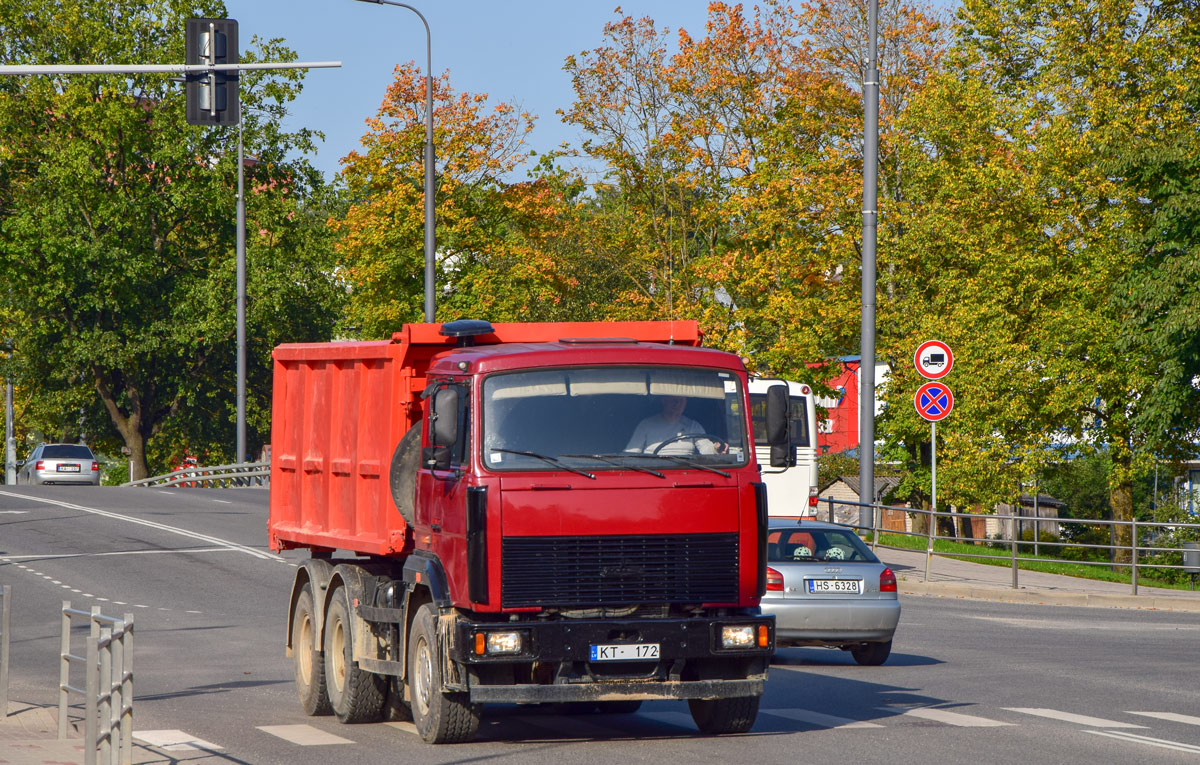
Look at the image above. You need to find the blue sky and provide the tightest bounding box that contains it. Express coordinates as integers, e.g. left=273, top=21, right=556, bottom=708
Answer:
left=223, top=1, right=716, bottom=181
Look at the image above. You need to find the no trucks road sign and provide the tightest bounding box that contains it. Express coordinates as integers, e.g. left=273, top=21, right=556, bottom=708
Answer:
left=914, top=381, right=954, bottom=422
left=914, top=340, right=954, bottom=379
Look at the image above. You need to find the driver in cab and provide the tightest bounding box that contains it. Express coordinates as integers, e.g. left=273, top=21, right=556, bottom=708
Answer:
left=624, top=395, right=725, bottom=454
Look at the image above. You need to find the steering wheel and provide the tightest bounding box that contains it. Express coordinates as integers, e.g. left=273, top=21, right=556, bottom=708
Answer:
left=651, top=434, right=730, bottom=455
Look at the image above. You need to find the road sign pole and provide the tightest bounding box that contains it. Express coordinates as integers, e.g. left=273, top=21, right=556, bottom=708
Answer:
left=926, top=420, right=936, bottom=582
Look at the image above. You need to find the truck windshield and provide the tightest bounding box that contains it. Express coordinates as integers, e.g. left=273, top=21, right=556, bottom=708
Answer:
left=482, top=366, right=749, bottom=472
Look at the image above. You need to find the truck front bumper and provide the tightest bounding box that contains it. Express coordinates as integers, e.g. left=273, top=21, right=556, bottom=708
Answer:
left=452, top=614, right=774, bottom=704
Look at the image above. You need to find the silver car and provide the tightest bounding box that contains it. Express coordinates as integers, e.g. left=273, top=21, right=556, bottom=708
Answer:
left=18, top=443, right=101, bottom=486
left=761, top=520, right=900, bottom=665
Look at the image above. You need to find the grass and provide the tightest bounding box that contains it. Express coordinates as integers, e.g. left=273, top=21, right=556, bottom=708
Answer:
left=868, top=531, right=1199, bottom=592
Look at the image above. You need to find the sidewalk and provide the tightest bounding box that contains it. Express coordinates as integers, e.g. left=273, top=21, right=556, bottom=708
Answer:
left=0, top=701, right=86, bottom=764
left=878, top=545, right=1200, bottom=612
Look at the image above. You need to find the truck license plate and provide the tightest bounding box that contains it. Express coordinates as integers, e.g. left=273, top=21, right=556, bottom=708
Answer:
left=807, top=579, right=862, bottom=594
left=590, top=643, right=660, bottom=661
left=56, top=464, right=80, bottom=473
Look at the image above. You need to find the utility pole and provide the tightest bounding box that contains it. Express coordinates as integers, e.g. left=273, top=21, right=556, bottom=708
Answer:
left=858, top=0, right=880, bottom=529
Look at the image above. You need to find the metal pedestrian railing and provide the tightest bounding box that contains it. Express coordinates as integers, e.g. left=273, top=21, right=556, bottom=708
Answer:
left=818, top=496, right=1200, bottom=595
left=60, top=602, right=134, bottom=765
left=122, top=459, right=269, bottom=488
left=1, top=584, right=9, bottom=717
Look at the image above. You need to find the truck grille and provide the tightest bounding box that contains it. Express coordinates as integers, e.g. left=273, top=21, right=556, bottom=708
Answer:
left=501, top=533, right=739, bottom=608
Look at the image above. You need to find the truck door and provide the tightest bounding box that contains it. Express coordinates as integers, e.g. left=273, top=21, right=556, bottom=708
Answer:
left=416, top=379, right=472, bottom=598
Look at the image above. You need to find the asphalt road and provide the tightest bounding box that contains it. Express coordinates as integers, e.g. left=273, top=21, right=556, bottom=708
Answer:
left=2, top=486, right=1200, bottom=764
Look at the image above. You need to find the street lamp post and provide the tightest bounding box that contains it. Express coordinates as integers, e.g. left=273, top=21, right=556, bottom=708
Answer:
left=354, top=0, right=436, bottom=323
left=858, top=0, right=880, bottom=530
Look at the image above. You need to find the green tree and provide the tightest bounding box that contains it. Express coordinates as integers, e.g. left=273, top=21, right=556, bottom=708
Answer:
left=0, top=0, right=343, bottom=478
left=877, top=0, right=1199, bottom=557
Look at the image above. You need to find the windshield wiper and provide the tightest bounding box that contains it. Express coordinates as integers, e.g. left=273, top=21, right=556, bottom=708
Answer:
left=490, top=449, right=596, bottom=479
left=562, top=454, right=666, bottom=478
left=643, top=454, right=731, bottom=478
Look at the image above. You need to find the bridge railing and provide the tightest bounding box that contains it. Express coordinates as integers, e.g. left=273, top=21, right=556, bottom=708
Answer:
left=121, top=459, right=269, bottom=489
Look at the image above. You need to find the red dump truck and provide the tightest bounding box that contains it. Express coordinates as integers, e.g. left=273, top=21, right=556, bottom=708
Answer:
left=268, top=319, right=791, bottom=743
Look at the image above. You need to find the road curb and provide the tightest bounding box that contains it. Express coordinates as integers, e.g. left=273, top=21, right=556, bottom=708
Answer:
left=897, top=579, right=1200, bottom=612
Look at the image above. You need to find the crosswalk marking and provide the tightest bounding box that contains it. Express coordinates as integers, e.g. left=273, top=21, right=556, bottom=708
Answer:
left=882, top=707, right=1011, bottom=727
left=1003, top=708, right=1147, bottom=729
left=1127, top=711, right=1200, bottom=726
left=383, top=721, right=417, bottom=735
left=135, top=729, right=223, bottom=752
left=1087, top=730, right=1200, bottom=754
left=257, top=725, right=354, bottom=745
left=764, top=709, right=882, bottom=729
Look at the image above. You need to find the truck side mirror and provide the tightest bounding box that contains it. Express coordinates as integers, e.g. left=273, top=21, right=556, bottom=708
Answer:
left=764, top=384, right=794, bottom=468
left=425, top=386, right=460, bottom=471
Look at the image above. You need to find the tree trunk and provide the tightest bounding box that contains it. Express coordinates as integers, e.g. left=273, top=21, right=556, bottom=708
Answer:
left=1110, top=480, right=1133, bottom=567
left=92, top=373, right=151, bottom=481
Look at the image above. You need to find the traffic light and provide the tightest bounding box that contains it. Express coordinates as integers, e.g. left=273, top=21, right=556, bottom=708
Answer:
left=185, top=18, right=239, bottom=126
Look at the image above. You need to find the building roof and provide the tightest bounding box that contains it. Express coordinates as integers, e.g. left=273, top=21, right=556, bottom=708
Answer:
left=821, top=474, right=901, bottom=500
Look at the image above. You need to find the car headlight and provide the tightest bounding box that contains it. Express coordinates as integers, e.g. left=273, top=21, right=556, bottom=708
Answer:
left=474, top=630, right=523, bottom=655
left=721, top=625, right=756, bottom=649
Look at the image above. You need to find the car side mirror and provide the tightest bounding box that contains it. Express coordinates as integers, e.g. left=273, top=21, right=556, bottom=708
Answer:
left=423, top=386, right=461, bottom=471
left=765, top=384, right=794, bottom=468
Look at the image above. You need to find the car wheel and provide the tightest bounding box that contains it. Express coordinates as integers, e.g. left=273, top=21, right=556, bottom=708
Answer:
left=324, top=588, right=387, bottom=723
left=850, top=640, right=892, bottom=666
left=408, top=603, right=480, bottom=743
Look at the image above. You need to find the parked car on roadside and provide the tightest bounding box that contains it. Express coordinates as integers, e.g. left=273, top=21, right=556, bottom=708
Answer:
left=761, top=519, right=900, bottom=665
left=18, top=443, right=101, bottom=486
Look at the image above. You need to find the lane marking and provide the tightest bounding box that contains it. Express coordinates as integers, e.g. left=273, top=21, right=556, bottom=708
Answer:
left=0, top=547, right=241, bottom=561
left=257, top=725, right=353, bottom=746
left=764, top=709, right=882, bottom=729
left=0, top=510, right=29, bottom=514
left=0, top=490, right=278, bottom=561
left=1087, top=730, right=1200, bottom=754
left=135, top=730, right=223, bottom=752
left=1128, top=711, right=1200, bottom=726
left=1004, top=708, right=1146, bottom=728
left=883, top=707, right=1011, bottom=727
left=211, top=499, right=232, bottom=504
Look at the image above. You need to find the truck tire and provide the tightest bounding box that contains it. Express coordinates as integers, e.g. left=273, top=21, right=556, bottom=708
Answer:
left=292, top=584, right=331, bottom=716
left=408, top=603, right=480, bottom=744
left=688, top=695, right=760, bottom=735
left=324, top=589, right=387, bottom=723
left=389, top=424, right=421, bottom=524
left=850, top=639, right=892, bottom=666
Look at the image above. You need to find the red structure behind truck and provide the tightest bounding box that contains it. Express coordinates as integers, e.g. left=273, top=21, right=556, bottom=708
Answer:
left=268, top=320, right=787, bottom=743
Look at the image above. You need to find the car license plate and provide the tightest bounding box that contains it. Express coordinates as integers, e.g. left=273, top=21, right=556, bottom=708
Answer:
left=807, top=579, right=862, bottom=594
left=56, top=464, right=80, bottom=473
left=590, top=643, right=660, bottom=661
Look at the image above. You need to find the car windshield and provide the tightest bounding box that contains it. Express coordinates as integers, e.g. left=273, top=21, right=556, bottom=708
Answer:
left=482, top=366, right=748, bottom=472
left=41, top=445, right=94, bottom=460
left=768, top=527, right=877, bottom=563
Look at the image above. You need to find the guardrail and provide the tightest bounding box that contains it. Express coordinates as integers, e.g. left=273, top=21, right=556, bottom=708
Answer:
left=59, top=602, right=133, bottom=765
left=817, top=497, right=1200, bottom=595
left=1, top=585, right=9, bottom=717
left=122, top=459, right=269, bottom=488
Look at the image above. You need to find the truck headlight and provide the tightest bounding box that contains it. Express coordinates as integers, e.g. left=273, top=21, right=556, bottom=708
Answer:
left=721, top=625, right=756, bottom=649
left=475, top=630, right=522, bottom=655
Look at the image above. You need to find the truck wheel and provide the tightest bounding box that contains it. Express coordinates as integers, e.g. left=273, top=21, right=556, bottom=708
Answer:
left=324, top=589, right=387, bottom=723
left=408, top=603, right=480, bottom=744
left=688, top=695, right=760, bottom=735
left=850, top=639, right=892, bottom=666
left=292, top=584, right=331, bottom=716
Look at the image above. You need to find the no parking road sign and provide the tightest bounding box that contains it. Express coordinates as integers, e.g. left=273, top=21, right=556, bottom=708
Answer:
left=914, top=381, right=954, bottom=421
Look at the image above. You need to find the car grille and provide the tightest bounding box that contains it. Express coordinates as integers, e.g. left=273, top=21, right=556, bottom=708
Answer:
left=501, top=533, right=739, bottom=608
